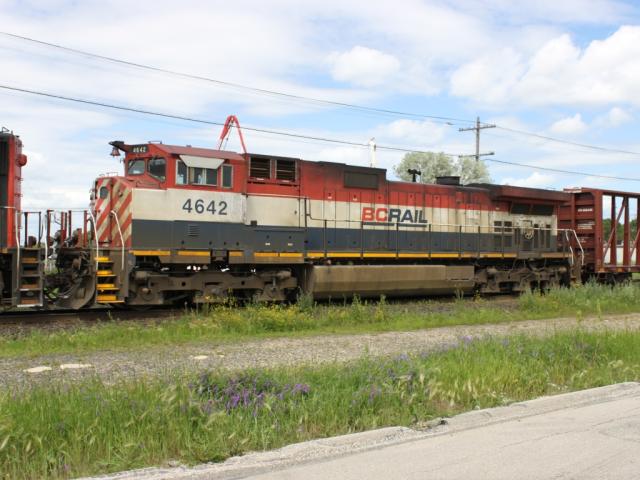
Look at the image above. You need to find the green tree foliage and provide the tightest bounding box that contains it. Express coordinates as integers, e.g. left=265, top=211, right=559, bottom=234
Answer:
left=457, top=156, right=492, bottom=185
left=393, top=152, right=492, bottom=184
left=603, top=218, right=637, bottom=242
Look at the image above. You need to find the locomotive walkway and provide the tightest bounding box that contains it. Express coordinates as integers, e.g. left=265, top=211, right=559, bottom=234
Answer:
left=4, top=312, right=640, bottom=388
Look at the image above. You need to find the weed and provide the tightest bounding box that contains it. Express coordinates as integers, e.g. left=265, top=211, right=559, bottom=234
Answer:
left=3, top=283, right=640, bottom=358
left=1, top=329, right=638, bottom=478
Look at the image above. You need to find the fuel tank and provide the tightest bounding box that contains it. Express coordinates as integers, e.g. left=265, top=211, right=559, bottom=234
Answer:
left=307, top=264, right=475, bottom=299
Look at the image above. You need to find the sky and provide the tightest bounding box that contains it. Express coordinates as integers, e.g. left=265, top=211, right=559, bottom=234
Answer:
left=2, top=0, right=640, bottom=211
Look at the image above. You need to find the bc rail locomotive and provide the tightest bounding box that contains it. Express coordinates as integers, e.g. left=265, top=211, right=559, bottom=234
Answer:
left=0, top=121, right=638, bottom=312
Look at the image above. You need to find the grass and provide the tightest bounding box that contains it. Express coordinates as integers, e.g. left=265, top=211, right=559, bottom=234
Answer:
left=1, top=329, right=639, bottom=479
left=3, top=282, right=640, bottom=358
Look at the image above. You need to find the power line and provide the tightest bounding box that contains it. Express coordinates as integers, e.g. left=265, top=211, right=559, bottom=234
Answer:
left=0, top=30, right=473, bottom=125
left=5, top=31, right=640, bottom=159
left=2, top=83, right=640, bottom=183
left=495, top=126, right=640, bottom=156
left=0, top=84, right=371, bottom=148
left=485, top=157, right=637, bottom=181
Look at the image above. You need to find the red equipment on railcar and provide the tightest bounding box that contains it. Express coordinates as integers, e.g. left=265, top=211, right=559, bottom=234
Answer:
left=0, top=127, right=26, bottom=249
left=0, top=128, right=42, bottom=307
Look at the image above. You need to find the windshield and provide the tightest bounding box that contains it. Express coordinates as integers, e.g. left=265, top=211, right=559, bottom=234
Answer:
left=127, top=159, right=145, bottom=175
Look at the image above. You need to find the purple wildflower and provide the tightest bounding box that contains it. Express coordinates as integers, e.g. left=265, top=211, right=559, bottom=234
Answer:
left=292, top=383, right=310, bottom=395
left=396, top=353, right=410, bottom=363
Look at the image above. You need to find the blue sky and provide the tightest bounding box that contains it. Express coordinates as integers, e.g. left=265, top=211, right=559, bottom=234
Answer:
left=2, top=0, right=640, bottom=210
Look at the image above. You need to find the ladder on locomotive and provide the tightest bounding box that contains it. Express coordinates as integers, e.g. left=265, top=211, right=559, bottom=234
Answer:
left=95, top=211, right=126, bottom=305
left=15, top=247, right=44, bottom=307
left=95, top=254, right=124, bottom=304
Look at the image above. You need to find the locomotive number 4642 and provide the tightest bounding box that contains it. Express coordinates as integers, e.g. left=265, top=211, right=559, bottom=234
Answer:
left=182, top=199, right=228, bottom=215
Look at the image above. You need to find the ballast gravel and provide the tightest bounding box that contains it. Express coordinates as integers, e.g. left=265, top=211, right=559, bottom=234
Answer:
left=2, top=313, right=640, bottom=389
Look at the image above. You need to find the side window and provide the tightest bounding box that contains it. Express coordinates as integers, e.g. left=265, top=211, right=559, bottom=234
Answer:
left=191, top=167, right=218, bottom=185
left=127, top=159, right=145, bottom=175
left=148, top=157, right=166, bottom=180
left=176, top=157, right=222, bottom=187
left=222, top=165, right=233, bottom=188
left=176, top=160, right=187, bottom=185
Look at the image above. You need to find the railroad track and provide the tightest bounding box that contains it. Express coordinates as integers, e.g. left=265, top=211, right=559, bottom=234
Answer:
left=0, top=294, right=521, bottom=338
left=0, top=306, right=184, bottom=337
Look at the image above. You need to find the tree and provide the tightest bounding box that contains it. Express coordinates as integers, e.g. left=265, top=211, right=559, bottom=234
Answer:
left=393, top=151, right=492, bottom=184
left=456, top=156, right=491, bottom=184
left=603, top=218, right=637, bottom=243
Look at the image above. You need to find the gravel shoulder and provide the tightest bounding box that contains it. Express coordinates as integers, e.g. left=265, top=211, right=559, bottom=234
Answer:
left=3, top=313, right=640, bottom=389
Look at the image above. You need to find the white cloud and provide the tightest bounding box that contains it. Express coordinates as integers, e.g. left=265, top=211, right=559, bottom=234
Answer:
left=594, top=107, right=633, bottom=127
left=549, top=114, right=588, bottom=135
left=501, top=172, right=557, bottom=189
left=328, top=46, right=400, bottom=87
left=373, top=119, right=447, bottom=146
left=451, top=26, right=640, bottom=108
left=453, top=0, right=631, bottom=25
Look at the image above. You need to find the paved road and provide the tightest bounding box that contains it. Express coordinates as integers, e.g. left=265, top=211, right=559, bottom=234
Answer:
left=248, top=386, right=640, bottom=480
left=93, top=383, right=640, bottom=480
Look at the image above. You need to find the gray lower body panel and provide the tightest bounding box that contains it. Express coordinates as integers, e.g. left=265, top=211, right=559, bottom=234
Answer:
left=130, top=219, right=558, bottom=256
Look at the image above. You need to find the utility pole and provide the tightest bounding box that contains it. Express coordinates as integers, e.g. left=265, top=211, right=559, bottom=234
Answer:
left=459, top=117, right=495, bottom=161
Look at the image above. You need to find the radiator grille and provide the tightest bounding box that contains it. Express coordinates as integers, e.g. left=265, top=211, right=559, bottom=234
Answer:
left=187, top=224, right=200, bottom=236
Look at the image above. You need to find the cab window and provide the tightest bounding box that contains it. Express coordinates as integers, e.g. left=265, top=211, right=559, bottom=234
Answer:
left=176, top=160, right=188, bottom=185
left=222, top=165, right=233, bottom=188
left=148, top=157, right=166, bottom=180
left=127, top=159, right=145, bottom=175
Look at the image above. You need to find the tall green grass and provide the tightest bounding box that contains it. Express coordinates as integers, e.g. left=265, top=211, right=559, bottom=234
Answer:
left=1, top=329, right=639, bottom=479
left=2, top=283, right=640, bottom=358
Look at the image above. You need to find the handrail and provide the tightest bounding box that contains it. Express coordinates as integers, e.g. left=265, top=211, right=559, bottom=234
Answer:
left=306, top=214, right=568, bottom=233
left=86, top=209, right=100, bottom=270
left=314, top=214, right=582, bottom=259
left=110, top=210, right=125, bottom=271
left=569, top=229, right=584, bottom=266
left=564, top=230, right=575, bottom=267
left=42, top=218, right=49, bottom=272
left=13, top=209, right=20, bottom=293
left=310, top=215, right=577, bottom=235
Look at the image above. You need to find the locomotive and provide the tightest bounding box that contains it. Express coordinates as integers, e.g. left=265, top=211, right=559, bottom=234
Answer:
left=0, top=120, right=636, bottom=312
